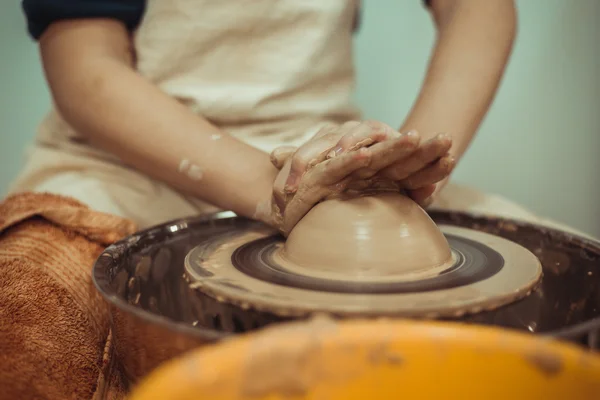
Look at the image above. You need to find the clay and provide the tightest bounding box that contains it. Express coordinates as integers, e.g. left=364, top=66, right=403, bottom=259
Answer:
left=281, top=193, right=453, bottom=278
left=178, top=159, right=204, bottom=181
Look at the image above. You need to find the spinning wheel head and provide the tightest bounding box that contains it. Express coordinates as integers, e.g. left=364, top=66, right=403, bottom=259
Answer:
left=185, top=194, right=542, bottom=319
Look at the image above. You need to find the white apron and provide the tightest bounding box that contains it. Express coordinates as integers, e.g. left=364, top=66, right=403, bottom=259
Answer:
left=8, top=0, right=592, bottom=238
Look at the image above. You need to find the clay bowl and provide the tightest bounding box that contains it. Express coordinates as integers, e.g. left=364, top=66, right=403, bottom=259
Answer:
left=127, top=319, right=600, bottom=400
left=93, top=211, right=600, bottom=383
left=282, top=194, right=453, bottom=277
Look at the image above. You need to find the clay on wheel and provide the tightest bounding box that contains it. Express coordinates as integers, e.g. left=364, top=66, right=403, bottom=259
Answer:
left=282, top=193, right=453, bottom=277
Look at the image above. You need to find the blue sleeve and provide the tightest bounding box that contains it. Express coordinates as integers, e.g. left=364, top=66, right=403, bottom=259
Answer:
left=22, top=0, right=146, bottom=40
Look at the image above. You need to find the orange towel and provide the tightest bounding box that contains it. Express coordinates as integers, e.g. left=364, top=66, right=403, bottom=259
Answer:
left=0, top=192, right=137, bottom=399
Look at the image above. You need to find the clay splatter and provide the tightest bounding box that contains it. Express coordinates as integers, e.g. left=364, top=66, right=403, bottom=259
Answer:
left=368, top=342, right=404, bottom=366
left=524, top=351, right=563, bottom=377
left=178, top=159, right=204, bottom=181
left=178, top=159, right=191, bottom=173
left=187, top=164, right=204, bottom=180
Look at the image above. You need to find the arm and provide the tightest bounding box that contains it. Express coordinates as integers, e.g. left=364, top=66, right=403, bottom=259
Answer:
left=39, top=19, right=277, bottom=219
left=401, top=0, right=517, bottom=162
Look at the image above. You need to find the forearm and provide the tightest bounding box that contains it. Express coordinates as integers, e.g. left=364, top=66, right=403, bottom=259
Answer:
left=40, top=19, right=277, bottom=219
left=401, top=0, right=517, bottom=160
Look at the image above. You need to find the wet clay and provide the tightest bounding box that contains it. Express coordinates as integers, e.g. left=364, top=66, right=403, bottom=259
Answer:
left=282, top=193, right=453, bottom=277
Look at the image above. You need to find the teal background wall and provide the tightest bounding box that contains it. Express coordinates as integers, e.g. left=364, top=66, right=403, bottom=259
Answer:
left=1, top=0, right=599, bottom=236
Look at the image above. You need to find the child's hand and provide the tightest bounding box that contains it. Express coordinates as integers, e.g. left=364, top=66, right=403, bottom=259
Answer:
left=277, top=121, right=455, bottom=208
left=284, top=120, right=414, bottom=191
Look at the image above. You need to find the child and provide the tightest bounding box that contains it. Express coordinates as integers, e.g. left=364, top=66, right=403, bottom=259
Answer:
left=12, top=0, right=520, bottom=232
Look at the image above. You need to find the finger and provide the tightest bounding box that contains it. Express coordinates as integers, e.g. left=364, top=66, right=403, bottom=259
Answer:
left=351, top=130, right=420, bottom=179
left=328, top=120, right=399, bottom=157
left=272, top=161, right=292, bottom=213
left=345, top=178, right=401, bottom=193
left=310, top=147, right=372, bottom=186
left=285, top=125, right=341, bottom=192
left=270, top=146, right=297, bottom=169
left=407, top=184, right=437, bottom=208
left=399, top=154, right=456, bottom=189
left=380, top=133, right=452, bottom=181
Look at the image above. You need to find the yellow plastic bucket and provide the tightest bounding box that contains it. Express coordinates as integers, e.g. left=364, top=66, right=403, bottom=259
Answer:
left=129, top=318, right=600, bottom=399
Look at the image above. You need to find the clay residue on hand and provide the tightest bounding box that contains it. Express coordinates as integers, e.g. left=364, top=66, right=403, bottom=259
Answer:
left=178, top=159, right=204, bottom=181
left=252, top=196, right=283, bottom=232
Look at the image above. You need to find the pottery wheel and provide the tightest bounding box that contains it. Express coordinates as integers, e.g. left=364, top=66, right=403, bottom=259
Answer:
left=185, top=223, right=543, bottom=319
